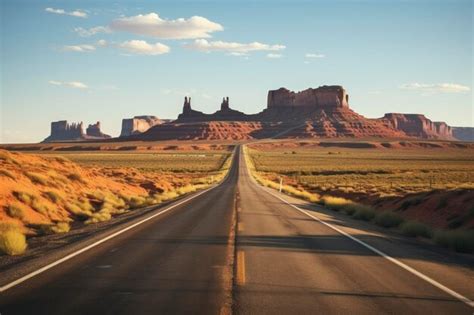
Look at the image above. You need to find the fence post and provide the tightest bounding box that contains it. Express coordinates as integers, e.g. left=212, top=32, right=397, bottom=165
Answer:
left=279, top=177, right=283, bottom=193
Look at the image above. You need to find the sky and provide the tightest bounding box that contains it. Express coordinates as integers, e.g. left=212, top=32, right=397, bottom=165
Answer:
left=0, top=0, right=472, bottom=143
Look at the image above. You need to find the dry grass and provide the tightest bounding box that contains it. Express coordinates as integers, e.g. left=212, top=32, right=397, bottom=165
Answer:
left=25, top=172, right=49, bottom=185
left=0, top=223, right=27, bottom=255
left=0, top=169, right=15, bottom=180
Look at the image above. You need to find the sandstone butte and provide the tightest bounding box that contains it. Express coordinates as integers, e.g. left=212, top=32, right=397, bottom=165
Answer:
left=44, top=85, right=466, bottom=142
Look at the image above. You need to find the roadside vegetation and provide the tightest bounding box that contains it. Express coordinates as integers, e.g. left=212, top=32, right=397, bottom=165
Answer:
left=0, top=148, right=233, bottom=255
left=244, top=144, right=474, bottom=254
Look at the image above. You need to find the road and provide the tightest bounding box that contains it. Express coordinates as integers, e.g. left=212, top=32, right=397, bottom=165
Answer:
left=1, top=146, right=473, bottom=314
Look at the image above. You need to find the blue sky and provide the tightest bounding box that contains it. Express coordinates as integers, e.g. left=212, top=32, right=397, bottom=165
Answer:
left=1, top=0, right=472, bottom=143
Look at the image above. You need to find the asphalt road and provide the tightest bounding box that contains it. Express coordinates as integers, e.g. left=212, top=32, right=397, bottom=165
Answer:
left=1, top=146, right=473, bottom=314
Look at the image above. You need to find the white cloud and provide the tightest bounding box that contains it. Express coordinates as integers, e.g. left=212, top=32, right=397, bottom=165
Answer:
left=45, top=7, right=87, bottom=18
left=267, top=53, right=282, bottom=59
left=110, top=13, right=223, bottom=39
left=48, top=80, right=88, bottom=89
left=118, top=40, right=170, bottom=55
left=185, top=39, right=285, bottom=54
left=400, top=83, right=471, bottom=94
left=62, top=44, right=96, bottom=52
left=74, top=26, right=111, bottom=37
left=305, top=53, right=325, bottom=58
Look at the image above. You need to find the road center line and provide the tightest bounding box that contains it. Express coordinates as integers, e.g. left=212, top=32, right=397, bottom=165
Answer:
left=236, top=250, right=246, bottom=286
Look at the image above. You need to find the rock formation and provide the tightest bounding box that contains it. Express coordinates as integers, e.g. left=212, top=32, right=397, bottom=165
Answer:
left=120, top=116, right=162, bottom=137
left=86, top=122, right=111, bottom=139
left=452, top=127, right=474, bottom=142
left=44, top=120, right=112, bottom=142
left=42, top=85, right=465, bottom=142
left=267, top=85, right=349, bottom=109
left=43, top=120, right=85, bottom=142
left=380, top=113, right=454, bottom=140
left=221, top=97, right=230, bottom=111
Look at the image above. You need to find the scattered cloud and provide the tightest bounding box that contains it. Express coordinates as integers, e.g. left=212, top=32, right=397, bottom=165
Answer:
left=228, top=52, right=248, bottom=57
left=305, top=53, right=325, bottom=58
left=400, top=83, right=471, bottom=94
left=74, top=26, right=111, bottom=37
left=185, top=39, right=285, bottom=54
left=110, top=13, right=223, bottom=39
left=61, top=44, right=96, bottom=52
left=45, top=7, right=87, bottom=18
left=118, top=40, right=170, bottom=55
left=48, top=80, right=88, bottom=89
left=267, top=53, right=283, bottom=59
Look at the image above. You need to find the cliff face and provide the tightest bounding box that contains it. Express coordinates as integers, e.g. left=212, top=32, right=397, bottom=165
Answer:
left=43, top=120, right=111, bottom=142
left=452, top=127, right=474, bottom=142
left=267, top=85, right=349, bottom=109
left=380, top=113, right=454, bottom=140
left=43, top=121, right=85, bottom=142
left=120, top=116, right=162, bottom=137
left=86, top=122, right=111, bottom=139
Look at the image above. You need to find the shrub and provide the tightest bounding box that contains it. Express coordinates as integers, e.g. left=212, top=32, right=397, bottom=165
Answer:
left=400, top=221, right=432, bottom=238
left=352, top=206, right=376, bottom=221
left=44, top=191, right=63, bottom=203
left=41, top=222, right=71, bottom=234
left=31, top=199, right=50, bottom=216
left=67, top=172, right=86, bottom=183
left=128, top=196, right=146, bottom=209
left=0, top=169, right=15, bottom=180
left=321, top=196, right=353, bottom=211
left=13, top=191, right=33, bottom=204
left=7, top=203, right=27, bottom=220
left=25, top=172, right=49, bottom=185
left=433, top=230, right=474, bottom=253
left=85, top=210, right=112, bottom=224
left=374, top=212, right=404, bottom=228
left=66, top=203, right=91, bottom=220
left=0, top=228, right=27, bottom=255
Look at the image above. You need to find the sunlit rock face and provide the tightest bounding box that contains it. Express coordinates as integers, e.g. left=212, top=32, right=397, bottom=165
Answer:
left=267, top=85, right=349, bottom=109
left=380, top=113, right=454, bottom=140
left=120, top=116, right=162, bottom=137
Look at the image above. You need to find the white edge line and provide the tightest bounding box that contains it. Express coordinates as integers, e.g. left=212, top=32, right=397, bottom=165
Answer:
left=0, top=150, right=236, bottom=293
left=243, top=147, right=474, bottom=309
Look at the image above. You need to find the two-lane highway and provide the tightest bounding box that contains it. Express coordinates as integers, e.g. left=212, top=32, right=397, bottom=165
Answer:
left=0, top=149, right=240, bottom=315
left=1, top=145, right=473, bottom=314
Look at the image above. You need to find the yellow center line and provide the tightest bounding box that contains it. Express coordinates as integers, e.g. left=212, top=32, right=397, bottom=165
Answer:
left=236, top=250, right=246, bottom=286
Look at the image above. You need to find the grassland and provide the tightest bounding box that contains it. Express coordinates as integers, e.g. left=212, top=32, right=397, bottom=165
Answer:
left=249, top=148, right=474, bottom=196
left=245, top=141, right=474, bottom=253
left=0, top=148, right=233, bottom=255
left=33, top=151, right=230, bottom=173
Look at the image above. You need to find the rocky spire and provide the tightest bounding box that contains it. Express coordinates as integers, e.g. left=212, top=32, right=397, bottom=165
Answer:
left=221, top=96, right=230, bottom=111
left=183, top=96, right=192, bottom=114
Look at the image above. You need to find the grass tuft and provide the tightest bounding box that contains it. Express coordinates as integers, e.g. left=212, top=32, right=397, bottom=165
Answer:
left=433, top=230, right=474, bottom=253
left=0, top=223, right=27, bottom=255
left=0, top=169, right=15, bottom=180
left=374, top=211, right=404, bottom=228
left=400, top=220, right=432, bottom=238
left=25, top=172, right=49, bottom=185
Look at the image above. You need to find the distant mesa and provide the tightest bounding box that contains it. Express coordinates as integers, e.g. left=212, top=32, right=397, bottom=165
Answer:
left=380, top=113, right=454, bottom=140
left=43, top=120, right=111, bottom=142
left=86, top=122, right=111, bottom=139
left=43, top=85, right=470, bottom=142
left=267, top=85, right=349, bottom=109
left=452, top=127, right=474, bottom=142
left=120, top=115, right=163, bottom=137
